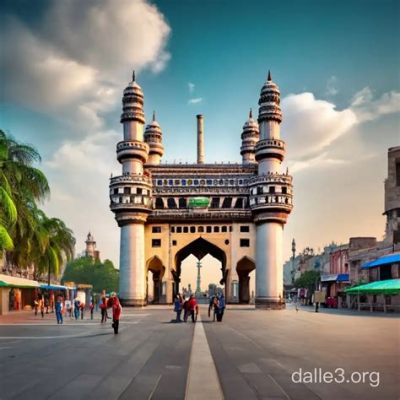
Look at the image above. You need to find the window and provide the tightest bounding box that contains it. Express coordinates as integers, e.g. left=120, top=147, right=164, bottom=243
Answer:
left=396, top=161, right=400, bottom=186
left=113, top=188, right=118, bottom=195
left=221, top=226, right=227, bottom=233
left=282, top=186, right=287, bottom=194
left=172, top=240, right=177, bottom=246
left=183, top=227, right=189, bottom=233
left=206, top=226, right=212, bottom=233
left=214, top=226, right=220, bottom=233
left=167, top=198, right=177, bottom=209
left=257, top=186, right=263, bottom=195
left=211, top=197, right=220, bottom=208
left=179, top=198, right=187, bottom=209
left=229, top=226, right=233, bottom=232
left=222, top=197, right=232, bottom=208
left=155, top=198, right=164, bottom=209
left=198, top=226, right=204, bottom=233
left=124, top=187, right=131, bottom=195
left=177, top=227, right=182, bottom=233
left=240, top=239, right=250, bottom=247
left=171, top=226, right=175, bottom=233
left=190, top=226, right=196, bottom=233
left=269, top=186, right=275, bottom=194
left=234, top=198, right=244, bottom=208
left=152, top=239, right=161, bottom=247
left=240, top=225, right=250, bottom=233
left=137, top=188, right=142, bottom=195
left=152, top=226, right=161, bottom=233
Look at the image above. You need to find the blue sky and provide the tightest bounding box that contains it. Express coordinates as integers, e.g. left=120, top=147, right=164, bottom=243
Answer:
left=0, top=0, right=399, bottom=286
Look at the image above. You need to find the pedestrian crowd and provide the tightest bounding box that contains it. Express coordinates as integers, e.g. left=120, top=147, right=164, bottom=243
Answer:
left=173, top=292, right=226, bottom=323
left=33, top=291, right=122, bottom=334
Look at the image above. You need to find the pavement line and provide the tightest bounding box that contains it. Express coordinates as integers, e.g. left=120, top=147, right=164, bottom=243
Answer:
left=185, top=315, right=224, bottom=400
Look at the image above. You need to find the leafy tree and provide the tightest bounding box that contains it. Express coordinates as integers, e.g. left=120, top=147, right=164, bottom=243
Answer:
left=0, top=130, right=75, bottom=278
left=294, top=270, right=320, bottom=292
left=62, top=257, right=119, bottom=293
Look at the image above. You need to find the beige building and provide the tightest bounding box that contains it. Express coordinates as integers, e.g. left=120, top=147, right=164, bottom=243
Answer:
left=110, top=71, right=293, bottom=308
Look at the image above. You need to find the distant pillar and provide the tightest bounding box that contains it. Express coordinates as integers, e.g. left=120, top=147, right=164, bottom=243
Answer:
left=197, top=114, right=205, bottom=164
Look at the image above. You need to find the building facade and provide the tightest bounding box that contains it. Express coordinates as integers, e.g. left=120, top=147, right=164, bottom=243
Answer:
left=109, top=71, right=294, bottom=308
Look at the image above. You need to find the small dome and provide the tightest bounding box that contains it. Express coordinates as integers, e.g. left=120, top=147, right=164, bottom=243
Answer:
left=145, top=111, right=162, bottom=134
left=243, top=109, right=259, bottom=130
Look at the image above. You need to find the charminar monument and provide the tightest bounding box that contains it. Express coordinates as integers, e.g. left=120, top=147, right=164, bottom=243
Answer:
left=109, top=70, right=293, bottom=309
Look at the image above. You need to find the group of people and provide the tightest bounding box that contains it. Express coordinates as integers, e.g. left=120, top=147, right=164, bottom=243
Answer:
left=173, top=293, right=226, bottom=323
left=33, top=292, right=122, bottom=334
left=174, top=294, right=199, bottom=322
left=208, top=293, right=226, bottom=322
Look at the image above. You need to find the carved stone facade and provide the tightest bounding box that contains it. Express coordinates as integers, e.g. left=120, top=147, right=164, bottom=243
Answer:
left=110, top=71, right=293, bottom=308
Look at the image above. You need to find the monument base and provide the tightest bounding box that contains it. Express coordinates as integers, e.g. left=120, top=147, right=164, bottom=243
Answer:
left=255, top=297, right=286, bottom=310
left=120, top=298, right=147, bottom=307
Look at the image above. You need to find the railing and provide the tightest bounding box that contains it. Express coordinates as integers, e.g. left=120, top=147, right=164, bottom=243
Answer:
left=110, top=174, right=152, bottom=186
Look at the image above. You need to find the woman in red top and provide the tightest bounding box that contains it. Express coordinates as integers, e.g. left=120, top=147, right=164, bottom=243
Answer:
left=107, top=293, right=122, bottom=334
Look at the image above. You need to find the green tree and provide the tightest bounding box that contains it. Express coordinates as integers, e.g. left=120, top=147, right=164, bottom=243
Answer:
left=0, top=130, right=49, bottom=252
left=294, top=270, right=321, bottom=292
left=62, top=257, right=119, bottom=293
left=0, top=130, right=75, bottom=279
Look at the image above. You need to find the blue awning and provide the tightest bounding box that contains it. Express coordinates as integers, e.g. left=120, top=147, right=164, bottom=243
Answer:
left=321, top=274, right=349, bottom=282
left=361, top=253, right=400, bottom=269
left=40, top=283, right=75, bottom=290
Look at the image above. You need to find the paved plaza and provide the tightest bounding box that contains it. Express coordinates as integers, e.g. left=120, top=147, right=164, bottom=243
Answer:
left=0, top=306, right=398, bottom=400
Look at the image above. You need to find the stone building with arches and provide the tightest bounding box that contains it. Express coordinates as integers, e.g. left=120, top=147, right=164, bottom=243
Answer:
left=110, top=71, right=293, bottom=309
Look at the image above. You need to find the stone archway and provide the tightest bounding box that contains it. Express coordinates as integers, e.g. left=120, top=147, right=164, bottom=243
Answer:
left=173, top=237, right=227, bottom=297
left=236, top=256, right=255, bottom=304
left=146, top=256, right=165, bottom=304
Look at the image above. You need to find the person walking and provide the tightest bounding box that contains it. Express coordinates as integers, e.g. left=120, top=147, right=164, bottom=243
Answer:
left=188, top=295, right=198, bottom=323
left=182, top=295, right=190, bottom=322
left=100, top=297, right=108, bottom=323
left=208, top=295, right=219, bottom=322
left=80, top=302, right=85, bottom=320
left=34, top=298, right=39, bottom=316
left=174, top=294, right=183, bottom=322
left=90, top=301, right=94, bottom=320
left=39, top=296, right=45, bottom=318
left=65, top=299, right=72, bottom=318
left=216, top=293, right=225, bottom=322
left=107, top=292, right=122, bottom=334
left=74, top=297, right=80, bottom=320
left=55, top=296, right=63, bottom=324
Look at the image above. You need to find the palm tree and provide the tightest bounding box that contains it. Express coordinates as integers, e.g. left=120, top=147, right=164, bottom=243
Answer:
left=1, top=130, right=75, bottom=280
left=0, top=130, right=50, bottom=253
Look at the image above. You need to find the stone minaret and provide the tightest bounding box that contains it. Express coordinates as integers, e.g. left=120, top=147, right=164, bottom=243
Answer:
left=197, top=114, right=205, bottom=164
left=240, top=109, right=259, bottom=164
left=144, top=111, right=164, bottom=165
left=85, top=232, right=96, bottom=258
left=251, top=71, right=293, bottom=309
left=109, top=71, right=152, bottom=306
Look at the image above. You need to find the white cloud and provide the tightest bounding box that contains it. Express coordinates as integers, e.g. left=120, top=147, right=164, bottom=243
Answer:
left=0, top=0, right=171, bottom=132
left=350, top=87, right=400, bottom=122
left=282, top=86, right=400, bottom=173
left=290, top=152, right=348, bottom=173
left=282, top=92, right=357, bottom=160
left=188, top=82, right=195, bottom=93
left=326, top=76, right=338, bottom=96
left=0, top=0, right=172, bottom=265
left=188, top=97, right=203, bottom=105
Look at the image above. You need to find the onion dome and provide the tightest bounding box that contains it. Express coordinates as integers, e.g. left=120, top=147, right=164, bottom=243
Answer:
left=240, top=109, right=259, bottom=163
left=258, top=70, right=282, bottom=123
left=120, top=70, right=145, bottom=124
left=144, top=111, right=164, bottom=162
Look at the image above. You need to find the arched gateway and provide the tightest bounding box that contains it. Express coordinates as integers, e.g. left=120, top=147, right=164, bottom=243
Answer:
left=110, top=70, right=294, bottom=309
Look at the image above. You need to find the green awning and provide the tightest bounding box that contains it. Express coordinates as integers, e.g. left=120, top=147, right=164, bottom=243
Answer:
left=0, top=274, right=40, bottom=289
left=345, top=279, right=400, bottom=295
